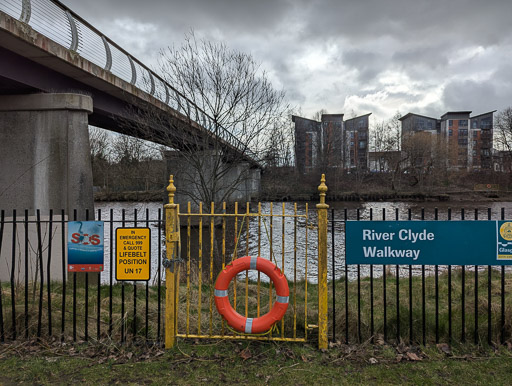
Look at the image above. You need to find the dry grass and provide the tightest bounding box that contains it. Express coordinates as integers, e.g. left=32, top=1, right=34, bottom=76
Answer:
left=1, top=267, right=512, bottom=346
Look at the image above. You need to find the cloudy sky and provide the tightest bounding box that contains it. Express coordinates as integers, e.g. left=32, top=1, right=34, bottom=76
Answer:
left=63, top=0, right=512, bottom=124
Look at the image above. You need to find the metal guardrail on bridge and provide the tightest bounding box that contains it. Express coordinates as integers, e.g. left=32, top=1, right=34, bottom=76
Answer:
left=0, top=0, right=257, bottom=161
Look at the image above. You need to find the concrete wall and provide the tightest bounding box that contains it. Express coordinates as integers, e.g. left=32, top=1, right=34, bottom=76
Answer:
left=0, top=93, right=95, bottom=282
left=165, top=150, right=261, bottom=210
left=0, top=93, right=94, bottom=217
left=0, top=215, right=67, bottom=283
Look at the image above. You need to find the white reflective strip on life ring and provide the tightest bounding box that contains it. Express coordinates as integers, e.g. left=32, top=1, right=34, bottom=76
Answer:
left=276, top=295, right=289, bottom=303
left=245, top=318, right=253, bottom=333
left=214, top=289, right=228, bottom=297
left=250, top=256, right=258, bottom=270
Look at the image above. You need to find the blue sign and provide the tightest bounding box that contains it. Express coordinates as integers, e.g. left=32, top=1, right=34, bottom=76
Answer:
left=68, top=221, right=104, bottom=272
left=346, top=221, right=512, bottom=265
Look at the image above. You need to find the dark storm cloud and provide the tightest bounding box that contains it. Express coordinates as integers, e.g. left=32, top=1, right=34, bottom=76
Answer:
left=342, top=50, right=384, bottom=82
left=65, top=0, right=293, bottom=35
left=392, top=47, right=449, bottom=71
left=61, top=0, right=512, bottom=121
left=295, top=0, right=511, bottom=46
left=442, top=80, right=501, bottom=114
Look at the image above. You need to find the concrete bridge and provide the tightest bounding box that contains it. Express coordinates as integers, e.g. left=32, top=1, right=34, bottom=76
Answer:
left=0, top=0, right=261, bottom=217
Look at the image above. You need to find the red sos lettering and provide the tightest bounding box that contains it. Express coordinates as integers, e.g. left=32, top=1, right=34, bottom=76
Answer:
left=71, top=233, right=101, bottom=245
left=89, top=234, right=100, bottom=245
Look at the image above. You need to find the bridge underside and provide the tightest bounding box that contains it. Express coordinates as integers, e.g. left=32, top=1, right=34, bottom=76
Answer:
left=0, top=12, right=257, bottom=161
left=0, top=46, right=206, bottom=151
left=0, top=11, right=261, bottom=217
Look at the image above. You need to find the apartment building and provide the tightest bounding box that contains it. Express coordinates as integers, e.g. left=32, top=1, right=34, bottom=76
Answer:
left=342, top=114, right=371, bottom=170
left=400, top=113, right=440, bottom=136
left=293, top=113, right=370, bottom=173
left=400, top=110, right=495, bottom=170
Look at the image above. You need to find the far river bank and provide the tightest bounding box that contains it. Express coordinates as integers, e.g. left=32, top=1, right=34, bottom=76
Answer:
left=94, top=189, right=512, bottom=203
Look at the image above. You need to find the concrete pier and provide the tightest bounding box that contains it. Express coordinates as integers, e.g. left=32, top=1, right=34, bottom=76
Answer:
left=165, top=150, right=261, bottom=209
left=0, top=93, right=94, bottom=217
left=0, top=93, right=94, bottom=282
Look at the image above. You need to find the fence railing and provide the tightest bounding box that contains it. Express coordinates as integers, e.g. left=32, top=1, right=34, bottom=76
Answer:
left=0, top=208, right=165, bottom=343
left=331, top=207, right=511, bottom=346
left=0, top=0, right=257, bottom=161
left=2, top=202, right=510, bottom=348
left=0, top=199, right=321, bottom=346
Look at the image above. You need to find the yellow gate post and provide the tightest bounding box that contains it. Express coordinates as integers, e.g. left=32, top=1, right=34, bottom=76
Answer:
left=165, top=175, right=180, bottom=348
left=317, top=174, right=329, bottom=350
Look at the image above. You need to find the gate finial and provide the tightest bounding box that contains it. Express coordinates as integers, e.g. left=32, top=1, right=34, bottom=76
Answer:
left=167, top=175, right=176, bottom=205
left=318, top=174, right=328, bottom=208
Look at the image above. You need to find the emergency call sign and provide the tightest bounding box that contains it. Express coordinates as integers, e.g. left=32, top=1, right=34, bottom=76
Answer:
left=116, top=228, right=151, bottom=281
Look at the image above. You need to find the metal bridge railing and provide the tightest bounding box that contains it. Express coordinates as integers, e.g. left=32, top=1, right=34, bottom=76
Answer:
left=0, top=0, right=257, bottom=161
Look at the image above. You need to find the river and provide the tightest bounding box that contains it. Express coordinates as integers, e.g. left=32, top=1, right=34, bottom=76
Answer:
left=94, top=200, right=512, bottom=284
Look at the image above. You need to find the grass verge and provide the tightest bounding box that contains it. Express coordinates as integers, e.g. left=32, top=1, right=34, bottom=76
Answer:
left=0, top=339, right=511, bottom=385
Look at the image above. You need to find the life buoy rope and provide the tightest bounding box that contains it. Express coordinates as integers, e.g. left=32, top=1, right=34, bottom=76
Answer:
left=214, top=256, right=289, bottom=334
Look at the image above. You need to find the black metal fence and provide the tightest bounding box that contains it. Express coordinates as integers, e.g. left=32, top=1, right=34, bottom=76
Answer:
left=2, top=204, right=511, bottom=347
left=0, top=208, right=165, bottom=344
left=331, top=207, right=511, bottom=346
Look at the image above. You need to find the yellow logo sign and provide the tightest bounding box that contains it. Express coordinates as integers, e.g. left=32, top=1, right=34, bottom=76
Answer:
left=116, top=228, right=151, bottom=281
left=500, top=222, right=512, bottom=241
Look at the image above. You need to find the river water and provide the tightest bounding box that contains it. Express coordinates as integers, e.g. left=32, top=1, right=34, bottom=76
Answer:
left=94, top=200, right=512, bottom=284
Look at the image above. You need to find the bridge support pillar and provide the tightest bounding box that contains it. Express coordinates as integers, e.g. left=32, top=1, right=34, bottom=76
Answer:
left=165, top=150, right=261, bottom=208
left=0, top=93, right=94, bottom=283
left=0, top=93, right=94, bottom=216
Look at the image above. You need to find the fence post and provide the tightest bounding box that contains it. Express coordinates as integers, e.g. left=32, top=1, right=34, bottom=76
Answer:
left=165, top=175, right=179, bottom=348
left=317, top=174, right=329, bottom=350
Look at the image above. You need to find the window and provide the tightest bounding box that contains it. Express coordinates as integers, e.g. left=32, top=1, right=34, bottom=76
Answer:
left=359, top=141, right=366, bottom=149
left=458, top=138, right=468, bottom=145
left=459, top=129, right=468, bottom=136
left=473, top=131, right=478, bottom=137
left=481, top=118, right=492, bottom=129
left=472, top=140, right=478, bottom=146
left=449, top=120, right=454, bottom=127
left=358, top=119, right=364, bottom=128
left=482, top=149, right=490, bottom=156
left=349, top=131, right=355, bottom=138
left=459, top=119, right=468, bottom=126
left=472, top=121, right=477, bottom=129
left=472, top=150, right=477, bottom=156
left=358, top=131, right=367, bottom=138
left=350, top=141, right=354, bottom=146
left=427, top=121, right=433, bottom=129
left=449, top=129, right=453, bottom=136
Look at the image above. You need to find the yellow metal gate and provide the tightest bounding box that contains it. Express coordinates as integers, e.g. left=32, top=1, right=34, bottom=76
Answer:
left=164, top=175, right=329, bottom=349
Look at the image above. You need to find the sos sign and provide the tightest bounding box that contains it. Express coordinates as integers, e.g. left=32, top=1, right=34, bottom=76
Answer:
left=67, top=221, right=104, bottom=272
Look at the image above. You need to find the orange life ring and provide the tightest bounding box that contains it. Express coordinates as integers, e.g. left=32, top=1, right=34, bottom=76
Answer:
left=214, top=256, right=289, bottom=334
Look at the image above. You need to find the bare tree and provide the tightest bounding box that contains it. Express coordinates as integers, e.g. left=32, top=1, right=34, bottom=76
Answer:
left=131, top=31, right=288, bottom=207
left=368, top=112, right=405, bottom=189
left=495, top=108, right=512, bottom=151
left=109, top=134, right=165, bottom=192
left=495, top=107, right=512, bottom=171
left=401, top=131, right=444, bottom=191
left=311, top=109, right=328, bottom=122
left=371, top=111, right=401, bottom=154
left=89, top=126, right=112, bottom=190
left=263, top=110, right=296, bottom=168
